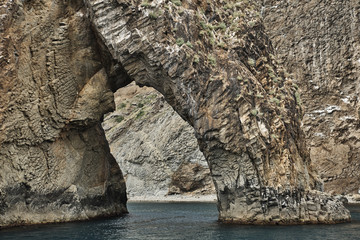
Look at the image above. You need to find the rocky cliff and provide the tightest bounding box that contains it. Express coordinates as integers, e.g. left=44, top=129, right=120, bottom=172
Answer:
left=262, top=0, right=360, bottom=195
left=85, top=0, right=349, bottom=224
left=102, top=83, right=215, bottom=199
left=0, top=0, right=351, bottom=227
left=0, top=0, right=127, bottom=227
left=109, top=0, right=360, bottom=200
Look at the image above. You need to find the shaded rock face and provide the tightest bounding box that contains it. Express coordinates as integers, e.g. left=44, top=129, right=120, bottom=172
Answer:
left=102, top=83, right=215, bottom=198
left=0, top=0, right=127, bottom=227
left=169, top=162, right=214, bottom=195
left=85, top=0, right=350, bottom=224
left=262, top=0, right=360, bottom=195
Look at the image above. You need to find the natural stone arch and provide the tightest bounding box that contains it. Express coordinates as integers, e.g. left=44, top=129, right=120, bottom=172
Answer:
left=0, top=0, right=350, bottom=228
left=85, top=0, right=349, bottom=224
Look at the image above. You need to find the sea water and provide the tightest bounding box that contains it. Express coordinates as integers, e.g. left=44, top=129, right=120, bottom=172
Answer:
left=1, top=203, right=360, bottom=240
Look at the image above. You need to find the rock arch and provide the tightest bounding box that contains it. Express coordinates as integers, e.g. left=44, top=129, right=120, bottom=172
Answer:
left=85, top=0, right=350, bottom=224
left=0, top=0, right=350, bottom=227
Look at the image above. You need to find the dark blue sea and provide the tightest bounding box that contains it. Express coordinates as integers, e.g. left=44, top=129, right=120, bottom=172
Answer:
left=1, top=203, right=360, bottom=240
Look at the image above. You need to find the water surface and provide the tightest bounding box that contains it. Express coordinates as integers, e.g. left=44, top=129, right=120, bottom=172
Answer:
left=1, top=203, right=359, bottom=239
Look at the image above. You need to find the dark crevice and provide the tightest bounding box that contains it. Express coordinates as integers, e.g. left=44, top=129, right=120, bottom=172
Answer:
left=90, top=25, right=133, bottom=93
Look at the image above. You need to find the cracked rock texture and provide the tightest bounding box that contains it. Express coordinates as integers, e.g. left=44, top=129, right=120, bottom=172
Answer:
left=0, top=0, right=352, bottom=227
left=262, top=0, right=360, bottom=195
left=85, top=0, right=350, bottom=224
left=112, top=0, right=360, bottom=202
left=102, top=83, right=215, bottom=198
left=0, top=0, right=127, bottom=228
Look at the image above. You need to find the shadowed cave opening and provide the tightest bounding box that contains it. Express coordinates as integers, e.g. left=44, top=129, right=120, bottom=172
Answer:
left=102, top=82, right=216, bottom=202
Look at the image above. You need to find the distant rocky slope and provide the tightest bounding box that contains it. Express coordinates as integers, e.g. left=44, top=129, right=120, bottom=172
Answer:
left=102, top=83, right=215, bottom=199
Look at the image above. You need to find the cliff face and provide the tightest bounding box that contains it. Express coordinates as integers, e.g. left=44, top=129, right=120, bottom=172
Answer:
left=263, top=0, right=360, bottom=195
left=102, top=83, right=215, bottom=198
left=109, top=0, right=360, bottom=200
left=0, top=1, right=127, bottom=227
left=0, top=0, right=352, bottom=227
left=85, top=0, right=349, bottom=224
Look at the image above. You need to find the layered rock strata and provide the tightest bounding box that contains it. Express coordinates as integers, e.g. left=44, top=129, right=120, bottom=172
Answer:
left=102, top=83, right=215, bottom=198
left=85, top=0, right=350, bottom=224
left=0, top=0, right=127, bottom=228
left=262, top=0, right=360, bottom=195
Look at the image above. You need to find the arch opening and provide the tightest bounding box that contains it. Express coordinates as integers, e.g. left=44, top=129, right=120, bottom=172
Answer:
left=102, top=83, right=216, bottom=202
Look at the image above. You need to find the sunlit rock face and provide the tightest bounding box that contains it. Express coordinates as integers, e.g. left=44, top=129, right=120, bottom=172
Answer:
left=0, top=0, right=127, bottom=228
left=102, top=83, right=215, bottom=199
left=262, top=0, right=360, bottom=195
left=85, top=0, right=350, bottom=224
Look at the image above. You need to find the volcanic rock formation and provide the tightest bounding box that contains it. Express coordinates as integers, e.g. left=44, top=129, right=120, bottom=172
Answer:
left=0, top=0, right=127, bottom=227
left=85, top=0, right=350, bottom=224
left=0, top=0, right=351, bottom=227
left=262, top=0, right=360, bottom=195
left=110, top=0, right=360, bottom=201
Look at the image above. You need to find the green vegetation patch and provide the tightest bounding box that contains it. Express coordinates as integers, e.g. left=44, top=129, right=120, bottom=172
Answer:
left=270, top=97, right=280, bottom=105
left=119, top=102, right=126, bottom=109
left=171, top=0, right=182, bottom=6
left=193, top=54, right=200, bottom=64
left=215, top=22, right=226, bottom=31
left=136, top=110, right=145, bottom=119
left=248, top=58, right=255, bottom=67
left=176, top=38, right=185, bottom=46
left=207, top=54, right=217, bottom=67
left=115, top=115, right=124, bottom=123
left=141, top=0, right=151, bottom=7
left=250, top=109, right=258, bottom=116
left=149, top=11, right=160, bottom=20
left=185, top=41, right=193, bottom=48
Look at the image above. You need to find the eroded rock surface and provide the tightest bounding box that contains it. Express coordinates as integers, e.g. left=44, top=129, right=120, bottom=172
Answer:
left=0, top=0, right=353, bottom=227
left=85, top=0, right=350, bottom=224
left=102, top=83, right=215, bottom=198
left=0, top=0, right=127, bottom=228
left=262, top=0, right=360, bottom=195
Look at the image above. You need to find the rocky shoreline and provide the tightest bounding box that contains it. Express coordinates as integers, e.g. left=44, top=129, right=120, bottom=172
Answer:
left=127, top=194, right=217, bottom=203
left=340, top=194, right=360, bottom=204
left=129, top=194, right=360, bottom=205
